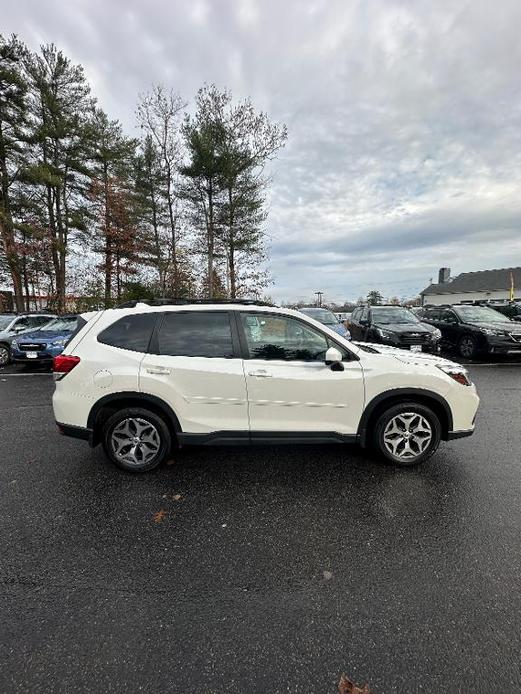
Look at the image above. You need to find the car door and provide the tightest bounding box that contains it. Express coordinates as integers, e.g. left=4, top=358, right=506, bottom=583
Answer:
left=139, top=310, right=249, bottom=434
left=438, top=309, right=461, bottom=346
left=238, top=312, right=364, bottom=435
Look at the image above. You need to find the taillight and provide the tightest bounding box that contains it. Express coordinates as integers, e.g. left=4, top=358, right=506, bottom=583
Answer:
left=53, top=355, right=81, bottom=380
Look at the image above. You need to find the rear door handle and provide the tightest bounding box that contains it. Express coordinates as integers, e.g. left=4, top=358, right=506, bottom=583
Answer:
left=146, top=366, right=171, bottom=375
left=248, top=369, right=272, bottom=378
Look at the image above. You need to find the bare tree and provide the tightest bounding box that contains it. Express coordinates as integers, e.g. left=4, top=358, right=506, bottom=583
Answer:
left=136, top=86, right=185, bottom=294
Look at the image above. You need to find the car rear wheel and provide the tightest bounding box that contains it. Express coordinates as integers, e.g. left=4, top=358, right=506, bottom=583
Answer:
left=373, top=402, right=441, bottom=466
left=458, top=335, right=477, bottom=359
left=0, top=344, right=10, bottom=366
left=102, top=407, right=172, bottom=472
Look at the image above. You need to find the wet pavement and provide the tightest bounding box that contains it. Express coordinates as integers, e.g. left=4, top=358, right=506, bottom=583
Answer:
left=1, top=367, right=521, bottom=693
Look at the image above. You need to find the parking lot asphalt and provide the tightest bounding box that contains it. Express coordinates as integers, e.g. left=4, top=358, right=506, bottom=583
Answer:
left=1, top=367, right=521, bottom=693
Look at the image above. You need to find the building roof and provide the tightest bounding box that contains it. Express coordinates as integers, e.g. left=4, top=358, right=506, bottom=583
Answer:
left=421, top=267, right=521, bottom=296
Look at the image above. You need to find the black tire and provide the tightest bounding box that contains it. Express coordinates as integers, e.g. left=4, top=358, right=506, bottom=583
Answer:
left=373, top=401, right=441, bottom=467
left=458, top=334, right=477, bottom=360
left=101, top=407, right=172, bottom=472
left=0, top=343, right=10, bottom=367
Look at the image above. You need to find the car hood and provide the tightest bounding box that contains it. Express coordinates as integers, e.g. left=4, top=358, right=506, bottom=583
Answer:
left=15, top=330, right=73, bottom=343
left=373, top=322, right=433, bottom=334
left=354, top=341, right=462, bottom=368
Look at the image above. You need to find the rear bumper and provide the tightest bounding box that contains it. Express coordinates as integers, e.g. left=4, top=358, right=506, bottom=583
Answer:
left=56, top=422, right=92, bottom=442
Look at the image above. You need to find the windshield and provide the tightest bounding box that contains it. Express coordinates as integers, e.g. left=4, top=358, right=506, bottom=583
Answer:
left=300, top=308, right=338, bottom=325
left=0, top=315, right=14, bottom=331
left=38, top=317, right=78, bottom=332
left=371, top=307, right=419, bottom=325
left=455, top=306, right=511, bottom=323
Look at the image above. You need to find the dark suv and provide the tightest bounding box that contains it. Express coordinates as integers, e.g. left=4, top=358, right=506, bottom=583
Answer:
left=349, top=305, right=441, bottom=353
left=419, top=304, right=521, bottom=359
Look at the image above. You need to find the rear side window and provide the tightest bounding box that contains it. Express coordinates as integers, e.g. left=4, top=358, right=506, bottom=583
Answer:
left=98, top=313, right=157, bottom=352
left=64, top=316, right=86, bottom=347
left=157, top=312, right=234, bottom=358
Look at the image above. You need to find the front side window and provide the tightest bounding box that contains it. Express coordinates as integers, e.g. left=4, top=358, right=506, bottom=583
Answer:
left=98, top=313, right=157, bottom=352
left=440, top=310, right=458, bottom=324
left=240, top=313, right=329, bottom=361
left=157, top=312, right=234, bottom=358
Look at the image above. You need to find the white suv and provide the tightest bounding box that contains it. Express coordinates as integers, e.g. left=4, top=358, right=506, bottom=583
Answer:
left=52, top=300, right=479, bottom=472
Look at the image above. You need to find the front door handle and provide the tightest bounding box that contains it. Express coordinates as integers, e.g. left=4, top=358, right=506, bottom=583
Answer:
left=146, top=366, right=171, bottom=375
left=248, top=369, right=272, bottom=378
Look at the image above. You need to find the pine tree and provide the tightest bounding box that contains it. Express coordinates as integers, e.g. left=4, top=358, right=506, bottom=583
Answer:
left=0, top=34, right=29, bottom=311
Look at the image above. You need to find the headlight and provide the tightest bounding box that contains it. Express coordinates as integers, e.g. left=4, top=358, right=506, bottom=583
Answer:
left=11, top=340, right=18, bottom=349
left=436, top=363, right=472, bottom=386
left=480, top=328, right=504, bottom=336
left=377, top=328, right=396, bottom=339
left=432, top=328, right=442, bottom=340
left=52, top=338, right=68, bottom=347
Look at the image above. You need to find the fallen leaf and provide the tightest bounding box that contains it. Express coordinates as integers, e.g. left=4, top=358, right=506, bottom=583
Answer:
left=323, top=570, right=333, bottom=580
left=152, top=510, right=168, bottom=523
left=338, top=673, right=372, bottom=694
left=165, top=458, right=176, bottom=466
left=172, top=494, right=182, bottom=501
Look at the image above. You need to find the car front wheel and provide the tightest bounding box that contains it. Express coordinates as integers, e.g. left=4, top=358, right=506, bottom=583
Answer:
left=458, top=335, right=477, bottom=359
left=102, top=407, right=172, bottom=472
left=373, top=402, right=441, bottom=466
left=0, top=344, right=10, bottom=366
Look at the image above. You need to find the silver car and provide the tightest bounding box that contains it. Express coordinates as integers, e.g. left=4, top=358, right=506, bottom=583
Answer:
left=0, top=313, right=56, bottom=366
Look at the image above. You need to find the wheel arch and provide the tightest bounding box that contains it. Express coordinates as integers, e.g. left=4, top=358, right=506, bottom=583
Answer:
left=87, top=392, right=182, bottom=447
left=357, top=388, right=453, bottom=447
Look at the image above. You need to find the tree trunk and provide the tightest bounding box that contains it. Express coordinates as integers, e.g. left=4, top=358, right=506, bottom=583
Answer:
left=0, top=123, right=25, bottom=312
left=207, top=178, right=214, bottom=300
left=227, top=187, right=236, bottom=299
left=103, top=163, right=112, bottom=307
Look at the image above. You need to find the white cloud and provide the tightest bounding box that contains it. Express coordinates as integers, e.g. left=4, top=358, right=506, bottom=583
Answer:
left=4, top=0, right=521, bottom=301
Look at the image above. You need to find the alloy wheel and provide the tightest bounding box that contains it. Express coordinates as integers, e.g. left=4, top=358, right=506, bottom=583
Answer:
left=110, top=417, right=161, bottom=467
left=459, top=337, right=475, bottom=358
left=383, top=412, right=433, bottom=461
left=0, top=346, right=9, bottom=366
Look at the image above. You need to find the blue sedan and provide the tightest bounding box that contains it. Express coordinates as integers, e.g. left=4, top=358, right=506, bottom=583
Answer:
left=11, top=315, right=79, bottom=364
left=298, top=307, right=351, bottom=340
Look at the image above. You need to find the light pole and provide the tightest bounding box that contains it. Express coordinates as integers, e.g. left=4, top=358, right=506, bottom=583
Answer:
left=315, top=291, right=323, bottom=307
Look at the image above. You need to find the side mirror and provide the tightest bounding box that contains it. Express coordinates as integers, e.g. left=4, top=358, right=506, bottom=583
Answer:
left=325, top=347, right=344, bottom=371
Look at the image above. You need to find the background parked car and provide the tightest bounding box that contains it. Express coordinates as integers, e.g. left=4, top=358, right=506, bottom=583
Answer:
left=478, top=301, right=521, bottom=322
left=298, top=307, right=351, bottom=339
left=11, top=315, right=79, bottom=365
left=418, top=304, right=521, bottom=359
left=0, top=313, right=56, bottom=366
left=349, top=304, right=441, bottom=353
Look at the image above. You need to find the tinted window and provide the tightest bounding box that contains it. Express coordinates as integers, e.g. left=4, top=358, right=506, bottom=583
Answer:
left=439, top=309, right=458, bottom=323
left=360, top=307, right=369, bottom=322
left=424, top=309, right=440, bottom=320
left=158, top=312, right=234, bottom=358
left=241, top=313, right=329, bottom=361
left=98, top=313, right=157, bottom=352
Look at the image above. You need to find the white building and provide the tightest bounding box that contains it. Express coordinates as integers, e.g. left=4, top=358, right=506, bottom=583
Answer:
left=421, top=267, right=521, bottom=306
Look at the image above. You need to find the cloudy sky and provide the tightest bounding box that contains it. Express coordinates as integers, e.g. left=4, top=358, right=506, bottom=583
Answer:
left=5, top=0, right=521, bottom=302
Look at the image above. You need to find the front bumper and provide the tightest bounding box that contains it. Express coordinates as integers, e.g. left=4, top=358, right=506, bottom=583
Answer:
left=12, top=346, right=63, bottom=362
left=485, top=336, right=521, bottom=353
left=446, top=429, right=474, bottom=440
left=381, top=339, right=440, bottom=353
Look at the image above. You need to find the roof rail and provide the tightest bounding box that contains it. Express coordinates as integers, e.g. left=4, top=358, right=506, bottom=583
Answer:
left=115, top=297, right=274, bottom=309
